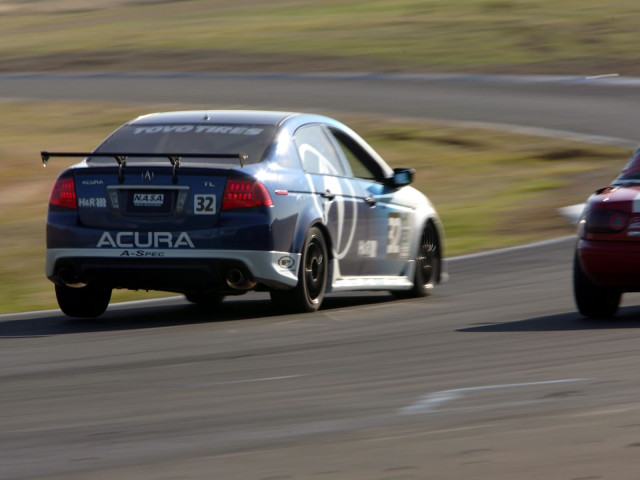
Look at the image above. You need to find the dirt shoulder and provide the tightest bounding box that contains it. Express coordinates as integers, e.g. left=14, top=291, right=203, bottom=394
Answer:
left=3, top=49, right=639, bottom=77
left=0, top=50, right=406, bottom=74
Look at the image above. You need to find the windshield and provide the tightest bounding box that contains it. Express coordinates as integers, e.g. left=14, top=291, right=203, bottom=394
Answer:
left=92, top=123, right=277, bottom=165
left=615, top=149, right=640, bottom=182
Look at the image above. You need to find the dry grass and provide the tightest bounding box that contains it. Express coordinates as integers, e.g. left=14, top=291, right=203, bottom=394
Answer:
left=2, top=0, right=640, bottom=75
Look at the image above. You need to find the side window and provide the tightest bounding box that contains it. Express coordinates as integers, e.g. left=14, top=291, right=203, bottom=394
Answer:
left=293, top=125, right=347, bottom=176
left=329, top=128, right=383, bottom=181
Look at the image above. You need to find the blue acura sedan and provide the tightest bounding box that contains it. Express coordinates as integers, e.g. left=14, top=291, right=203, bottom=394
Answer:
left=43, top=110, right=445, bottom=317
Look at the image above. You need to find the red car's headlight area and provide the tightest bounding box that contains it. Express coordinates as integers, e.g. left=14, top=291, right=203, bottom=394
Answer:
left=584, top=209, right=628, bottom=234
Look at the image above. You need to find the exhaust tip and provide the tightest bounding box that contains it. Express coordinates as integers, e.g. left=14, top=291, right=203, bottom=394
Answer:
left=226, top=268, right=256, bottom=290
left=57, top=266, right=87, bottom=288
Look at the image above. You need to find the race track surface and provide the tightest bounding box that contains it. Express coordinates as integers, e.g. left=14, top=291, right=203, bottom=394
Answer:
left=1, top=72, right=640, bottom=144
left=3, top=238, right=640, bottom=479
left=2, top=75, right=640, bottom=479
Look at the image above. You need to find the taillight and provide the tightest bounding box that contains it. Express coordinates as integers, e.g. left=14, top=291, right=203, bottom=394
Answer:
left=583, top=209, right=628, bottom=234
left=49, top=176, right=77, bottom=210
left=222, top=179, right=273, bottom=210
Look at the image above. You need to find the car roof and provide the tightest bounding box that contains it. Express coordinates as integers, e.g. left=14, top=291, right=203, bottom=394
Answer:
left=128, top=110, right=299, bottom=126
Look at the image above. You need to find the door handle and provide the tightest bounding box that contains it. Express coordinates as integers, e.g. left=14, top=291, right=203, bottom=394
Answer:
left=364, top=195, right=377, bottom=206
left=321, top=190, right=335, bottom=200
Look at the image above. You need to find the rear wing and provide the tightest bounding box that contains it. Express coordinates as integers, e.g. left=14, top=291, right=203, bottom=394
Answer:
left=40, top=151, right=249, bottom=184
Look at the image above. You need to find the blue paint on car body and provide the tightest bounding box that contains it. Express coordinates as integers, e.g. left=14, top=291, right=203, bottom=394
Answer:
left=44, top=110, right=446, bottom=317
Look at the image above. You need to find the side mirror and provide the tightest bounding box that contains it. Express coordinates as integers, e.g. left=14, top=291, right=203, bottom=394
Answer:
left=391, top=167, right=415, bottom=187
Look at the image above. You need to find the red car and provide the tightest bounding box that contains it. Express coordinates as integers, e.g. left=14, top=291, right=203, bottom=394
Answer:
left=574, top=149, right=640, bottom=318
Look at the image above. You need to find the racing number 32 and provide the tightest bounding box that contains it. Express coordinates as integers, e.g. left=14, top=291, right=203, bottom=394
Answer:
left=194, top=194, right=216, bottom=215
left=387, top=214, right=403, bottom=255
left=387, top=213, right=411, bottom=259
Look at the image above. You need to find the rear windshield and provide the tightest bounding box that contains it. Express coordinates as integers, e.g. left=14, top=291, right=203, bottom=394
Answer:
left=92, top=123, right=277, bottom=164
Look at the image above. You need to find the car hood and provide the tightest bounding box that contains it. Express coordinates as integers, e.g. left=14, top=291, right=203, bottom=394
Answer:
left=588, top=185, right=640, bottom=211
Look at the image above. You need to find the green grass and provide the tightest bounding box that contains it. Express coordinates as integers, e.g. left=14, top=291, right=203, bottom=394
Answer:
left=2, top=0, right=640, bottom=74
left=0, top=100, right=629, bottom=313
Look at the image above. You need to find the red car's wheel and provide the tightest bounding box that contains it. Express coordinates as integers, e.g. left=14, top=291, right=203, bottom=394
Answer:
left=573, top=252, right=621, bottom=319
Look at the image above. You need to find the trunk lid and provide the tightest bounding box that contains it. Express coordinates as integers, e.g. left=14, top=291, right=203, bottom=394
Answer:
left=74, top=165, right=228, bottom=230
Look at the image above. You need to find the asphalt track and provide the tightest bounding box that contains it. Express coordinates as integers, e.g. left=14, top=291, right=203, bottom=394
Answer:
left=2, top=72, right=640, bottom=144
left=3, top=75, right=640, bottom=479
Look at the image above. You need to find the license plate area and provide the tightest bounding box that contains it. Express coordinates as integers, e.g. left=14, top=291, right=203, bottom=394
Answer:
left=127, top=191, right=171, bottom=215
left=107, top=185, right=189, bottom=217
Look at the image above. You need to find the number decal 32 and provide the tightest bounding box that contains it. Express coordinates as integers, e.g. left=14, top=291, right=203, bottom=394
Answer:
left=194, top=194, right=216, bottom=215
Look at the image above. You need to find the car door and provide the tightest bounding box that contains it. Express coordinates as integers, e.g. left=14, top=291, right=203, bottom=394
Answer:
left=292, top=124, right=368, bottom=276
left=327, top=127, right=415, bottom=277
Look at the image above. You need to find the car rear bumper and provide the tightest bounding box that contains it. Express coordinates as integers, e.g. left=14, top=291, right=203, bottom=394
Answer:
left=46, top=248, right=300, bottom=292
left=577, top=239, right=640, bottom=287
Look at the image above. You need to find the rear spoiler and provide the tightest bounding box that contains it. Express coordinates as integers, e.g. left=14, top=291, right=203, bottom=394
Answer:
left=40, top=151, right=249, bottom=184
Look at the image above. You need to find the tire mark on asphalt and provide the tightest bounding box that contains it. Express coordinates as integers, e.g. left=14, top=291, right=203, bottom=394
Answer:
left=399, top=378, right=590, bottom=415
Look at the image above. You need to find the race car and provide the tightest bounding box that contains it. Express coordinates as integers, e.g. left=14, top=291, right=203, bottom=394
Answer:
left=44, top=110, right=446, bottom=317
left=574, top=147, right=640, bottom=318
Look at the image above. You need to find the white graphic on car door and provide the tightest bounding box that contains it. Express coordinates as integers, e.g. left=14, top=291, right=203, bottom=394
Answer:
left=299, top=143, right=359, bottom=262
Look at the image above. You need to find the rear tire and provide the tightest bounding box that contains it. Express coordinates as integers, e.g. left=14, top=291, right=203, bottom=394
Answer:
left=393, top=221, right=440, bottom=299
left=573, top=252, right=621, bottom=319
left=55, top=283, right=112, bottom=318
left=185, top=292, right=225, bottom=306
left=271, top=226, right=328, bottom=313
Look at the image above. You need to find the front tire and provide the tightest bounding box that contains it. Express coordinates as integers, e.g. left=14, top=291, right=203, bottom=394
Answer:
left=394, top=221, right=440, bottom=299
left=573, top=252, right=621, bottom=319
left=271, top=226, right=328, bottom=313
left=55, top=283, right=112, bottom=318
